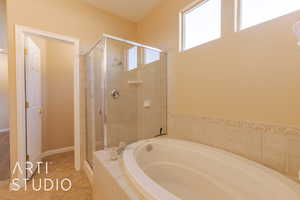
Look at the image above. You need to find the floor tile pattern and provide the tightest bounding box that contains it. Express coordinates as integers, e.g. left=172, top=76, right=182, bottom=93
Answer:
left=0, top=152, right=92, bottom=200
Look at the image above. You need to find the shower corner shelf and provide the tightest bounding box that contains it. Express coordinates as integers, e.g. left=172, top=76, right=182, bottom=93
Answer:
left=128, top=80, right=144, bottom=85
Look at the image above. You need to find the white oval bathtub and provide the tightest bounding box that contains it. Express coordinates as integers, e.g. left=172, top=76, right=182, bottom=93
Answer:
left=123, top=138, right=300, bottom=200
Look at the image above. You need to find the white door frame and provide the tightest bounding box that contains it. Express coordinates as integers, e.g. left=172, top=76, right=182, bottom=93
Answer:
left=15, top=25, right=81, bottom=185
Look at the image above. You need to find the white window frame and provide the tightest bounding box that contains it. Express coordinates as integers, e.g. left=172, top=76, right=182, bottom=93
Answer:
left=144, top=48, right=160, bottom=65
left=236, top=0, right=300, bottom=31
left=179, top=0, right=221, bottom=52
left=126, top=46, right=138, bottom=71
left=234, top=0, right=241, bottom=32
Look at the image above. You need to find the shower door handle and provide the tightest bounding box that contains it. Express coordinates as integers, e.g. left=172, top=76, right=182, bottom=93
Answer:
left=111, top=89, right=120, bottom=99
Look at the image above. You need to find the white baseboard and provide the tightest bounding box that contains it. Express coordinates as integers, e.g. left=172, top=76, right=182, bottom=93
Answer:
left=42, top=146, right=74, bottom=158
left=83, top=160, right=94, bottom=185
left=0, top=128, right=9, bottom=134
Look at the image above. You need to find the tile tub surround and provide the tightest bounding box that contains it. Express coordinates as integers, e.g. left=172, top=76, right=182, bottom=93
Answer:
left=0, top=131, right=10, bottom=181
left=93, top=150, right=143, bottom=200
left=168, top=114, right=300, bottom=182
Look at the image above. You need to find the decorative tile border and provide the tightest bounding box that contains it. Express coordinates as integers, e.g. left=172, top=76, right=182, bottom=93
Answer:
left=169, top=113, right=300, bottom=136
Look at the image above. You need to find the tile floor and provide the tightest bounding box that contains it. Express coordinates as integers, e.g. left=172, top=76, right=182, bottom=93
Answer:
left=0, top=131, right=10, bottom=181
left=0, top=152, right=92, bottom=200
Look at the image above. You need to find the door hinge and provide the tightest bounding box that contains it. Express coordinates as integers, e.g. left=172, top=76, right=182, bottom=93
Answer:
left=25, top=101, right=30, bottom=109
left=26, top=154, right=29, bottom=161
left=24, top=48, right=28, bottom=56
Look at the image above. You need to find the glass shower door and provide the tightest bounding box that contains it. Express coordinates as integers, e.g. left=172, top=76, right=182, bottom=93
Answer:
left=85, top=43, right=105, bottom=168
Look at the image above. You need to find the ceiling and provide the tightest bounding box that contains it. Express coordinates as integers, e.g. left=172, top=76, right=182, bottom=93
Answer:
left=83, top=0, right=162, bottom=22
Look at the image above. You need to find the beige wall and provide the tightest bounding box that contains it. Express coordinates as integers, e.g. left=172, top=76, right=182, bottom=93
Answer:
left=0, top=0, right=7, bottom=49
left=137, top=0, right=300, bottom=128
left=0, top=0, right=8, bottom=130
left=43, top=39, right=75, bottom=151
left=6, top=0, right=137, bottom=174
left=0, top=54, right=8, bottom=130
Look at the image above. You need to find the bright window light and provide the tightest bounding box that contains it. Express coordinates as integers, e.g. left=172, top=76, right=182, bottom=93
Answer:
left=144, top=48, right=160, bottom=64
left=240, top=0, right=300, bottom=30
left=182, top=0, right=221, bottom=51
left=127, top=46, right=138, bottom=71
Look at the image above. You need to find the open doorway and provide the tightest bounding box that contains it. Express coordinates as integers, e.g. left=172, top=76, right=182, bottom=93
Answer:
left=24, top=34, right=77, bottom=179
left=15, top=26, right=80, bottom=184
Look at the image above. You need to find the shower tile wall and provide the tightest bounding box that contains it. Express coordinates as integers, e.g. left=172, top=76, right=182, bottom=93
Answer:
left=137, top=54, right=167, bottom=139
left=106, top=40, right=139, bottom=147
left=169, top=114, right=300, bottom=182
left=106, top=39, right=167, bottom=147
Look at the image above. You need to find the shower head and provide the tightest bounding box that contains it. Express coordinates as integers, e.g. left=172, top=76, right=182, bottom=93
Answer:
left=293, top=21, right=300, bottom=46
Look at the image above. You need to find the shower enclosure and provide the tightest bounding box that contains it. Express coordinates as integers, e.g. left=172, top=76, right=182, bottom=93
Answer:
left=85, top=35, right=167, bottom=168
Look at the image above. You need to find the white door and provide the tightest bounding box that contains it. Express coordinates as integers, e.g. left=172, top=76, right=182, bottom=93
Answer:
left=25, top=36, right=42, bottom=179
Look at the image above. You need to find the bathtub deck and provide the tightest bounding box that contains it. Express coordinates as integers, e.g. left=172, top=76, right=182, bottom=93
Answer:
left=94, top=150, right=143, bottom=200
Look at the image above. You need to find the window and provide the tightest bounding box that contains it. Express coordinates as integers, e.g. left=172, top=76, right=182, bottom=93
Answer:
left=144, top=48, right=160, bottom=64
left=239, top=0, right=300, bottom=30
left=127, top=46, right=138, bottom=71
left=182, top=0, right=221, bottom=51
